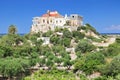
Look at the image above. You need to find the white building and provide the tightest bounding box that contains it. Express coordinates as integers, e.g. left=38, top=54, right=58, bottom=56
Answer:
left=31, top=10, right=83, bottom=33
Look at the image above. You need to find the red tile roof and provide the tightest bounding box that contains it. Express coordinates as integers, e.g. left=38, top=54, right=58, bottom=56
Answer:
left=42, top=11, right=63, bottom=18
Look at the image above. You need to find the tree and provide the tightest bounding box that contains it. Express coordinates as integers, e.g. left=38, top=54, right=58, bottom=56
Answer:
left=0, top=45, right=13, bottom=58
left=72, top=31, right=85, bottom=39
left=39, top=58, right=46, bottom=67
left=85, top=23, right=99, bottom=35
left=42, top=30, right=53, bottom=37
left=0, top=58, right=30, bottom=79
left=74, top=52, right=105, bottom=75
left=46, top=58, right=54, bottom=70
left=75, top=40, right=96, bottom=53
left=35, top=39, right=43, bottom=48
left=29, top=52, right=39, bottom=67
left=50, top=35, right=62, bottom=45
left=54, top=57, right=63, bottom=66
left=62, top=38, right=71, bottom=47
left=76, top=51, right=82, bottom=58
left=8, top=25, right=17, bottom=34
left=0, top=34, right=25, bottom=48
left=116, top=38, right=120, bottom=43
left=63, top=28, right=72, bottom=38
left=105, top=43, right=120, bottom=57
left=63, top=54, right=72, bottom=70
left=105, top=55, right=120, bottom=76
left=63, top=59, right=73, bottom=70
left=52, top=45, right=65, bottom=56
left=77, top=26, right=81, bottom=31
left=39, top=45, right=52, bottom=55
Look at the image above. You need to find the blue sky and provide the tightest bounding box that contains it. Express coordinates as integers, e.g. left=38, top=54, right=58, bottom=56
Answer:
left=0, top=0, right=120, bottom=33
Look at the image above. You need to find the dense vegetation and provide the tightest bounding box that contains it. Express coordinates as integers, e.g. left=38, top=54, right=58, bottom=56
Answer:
left=24, top=70, right=78, bottom=80
left=0, top=24, right=120, bottom=80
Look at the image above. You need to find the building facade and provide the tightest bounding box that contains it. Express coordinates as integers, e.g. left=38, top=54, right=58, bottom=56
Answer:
left=31, top=10, right=83, bottom=33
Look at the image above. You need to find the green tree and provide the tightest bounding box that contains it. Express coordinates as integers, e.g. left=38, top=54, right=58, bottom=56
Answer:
left=74, top=52, right=105, bottom=75
left=0, top=58, right=30, bottom=79
left=54, top=57, right=63, bottom=66
left=46, top=58, right=54, bottom=70
left=105, top=43, right=120, bottom=57
left=0, top=34, right=25, bottom=48
left=62, top=38, right=71, bottom=47
left=106, top=55, right=120, bottom=76
left=0, top=46, right=13, bottom=57
left=8, top=25, right=17, bottom=34
left=42, top=30, right=53, bottom=37
left=75, top=40, right=96, bottom=53
left=52, top=45, right=65, bottom=56
left=39, top=58, right=46, bottom=67
left=72, top=31, right=85, bottom=39
left=39, top=45, right=52, bottom=55
left=50, top=35, right=62, bottom=45
left=63, top=54, right=72, bottom=70
left=63, top=28, right=72, bottom=38
left=29, top=52, right=39, bottom=67
left=85, top=23, right=99, bottom=35
left=116, top=38, right=120, bottom=43
left=63, top=59, right=73, bottom=70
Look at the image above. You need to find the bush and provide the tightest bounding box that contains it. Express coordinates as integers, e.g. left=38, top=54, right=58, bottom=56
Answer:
left=106, top=43, right=120, bottom=57
left=72, top=31, right=85, bottom=39
left=85, top=23, right=99, bottom=35
left=74, top=52, right=105, bottom=75
left=42, top=30, right=53, bottom=37
left=63, top=28, right=72, bottom=38
left=62, top=38, right=71, bottom=47
left=116, top=38, right=120, bottom=43
left=107, top=55, right=120, bottom=76
left=75, top=40, right=96, bottom=53
left=50, top=35, right=62, bottom=45
left=24, top=70, right=77, bottom=80
left=86, top=36, right=102, bottom=42
left=0, top=58, right=30, bottom=78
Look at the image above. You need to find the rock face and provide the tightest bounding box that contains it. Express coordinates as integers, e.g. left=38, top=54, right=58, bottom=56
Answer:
left=31, top=10, right=83, bottom=33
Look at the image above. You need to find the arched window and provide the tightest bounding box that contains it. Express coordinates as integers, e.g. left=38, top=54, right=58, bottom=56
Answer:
left=50, top=20, right=52, bottom=23
left=43, top=19, right=45, bottom=23
left=47, top=20, right=49, bottom=24
left=56, top=21, right=58, bottom=23
left=60, top=20, right=62, bottom=23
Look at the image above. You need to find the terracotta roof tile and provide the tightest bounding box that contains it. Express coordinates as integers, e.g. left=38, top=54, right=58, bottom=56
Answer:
left=42, top=11, right=63, bottom=18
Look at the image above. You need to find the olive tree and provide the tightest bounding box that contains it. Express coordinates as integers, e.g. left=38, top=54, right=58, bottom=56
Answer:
left=75, top=40, right=96, bottom=53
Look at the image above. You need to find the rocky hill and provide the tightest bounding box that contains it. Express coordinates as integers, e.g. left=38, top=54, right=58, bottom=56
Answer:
left=0, top=24, right=118, bottom=80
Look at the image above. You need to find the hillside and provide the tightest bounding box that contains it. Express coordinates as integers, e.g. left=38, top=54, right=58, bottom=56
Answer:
left=0, top=24, right=120, bottom=80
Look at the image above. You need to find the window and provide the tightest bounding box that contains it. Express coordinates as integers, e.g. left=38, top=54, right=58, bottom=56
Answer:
left=47, top=20, right=49, bottom=24
left=60, top=20, right=62, bottom=23
left=43, top=19, right=45, bottom=23
left=56, top=21, right=58, bottom=23
left=50, top=20, right=52, bottom=23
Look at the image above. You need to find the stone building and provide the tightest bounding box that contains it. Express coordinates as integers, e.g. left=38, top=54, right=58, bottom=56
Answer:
left=31, top=10, right=83, bottom=33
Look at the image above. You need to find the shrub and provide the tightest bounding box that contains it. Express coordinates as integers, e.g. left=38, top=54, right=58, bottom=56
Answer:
left=74, top=52, right=105, bottom=75
left=75, top=40, right=96, bottom=53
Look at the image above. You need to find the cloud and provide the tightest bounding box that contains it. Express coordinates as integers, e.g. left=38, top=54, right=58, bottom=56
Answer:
left=105, top=25, right=120, bottom=30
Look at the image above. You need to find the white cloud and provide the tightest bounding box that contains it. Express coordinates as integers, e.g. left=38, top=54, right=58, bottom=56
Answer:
left=105, top=25, right=120, bottom=30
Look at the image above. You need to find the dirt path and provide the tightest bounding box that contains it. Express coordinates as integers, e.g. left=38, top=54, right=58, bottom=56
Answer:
left=92, top=37, right=116, bottom=47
